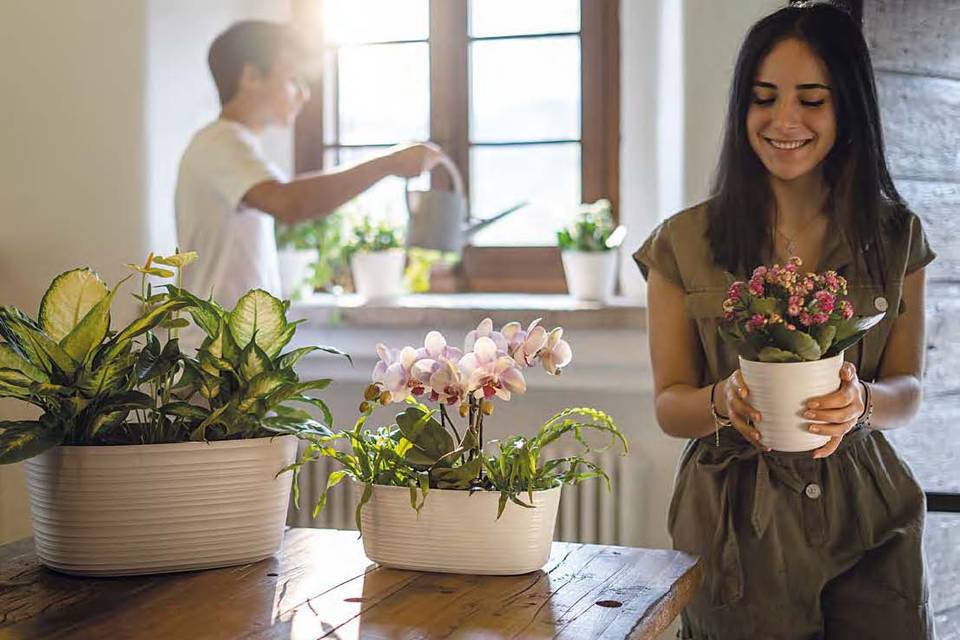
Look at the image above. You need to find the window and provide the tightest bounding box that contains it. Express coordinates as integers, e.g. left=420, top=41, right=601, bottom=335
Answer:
left=294, top=0, right=620, bottom=291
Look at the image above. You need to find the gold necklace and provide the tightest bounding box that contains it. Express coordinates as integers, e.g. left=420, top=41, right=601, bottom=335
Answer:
left=775, top=214, right=823, bottom=259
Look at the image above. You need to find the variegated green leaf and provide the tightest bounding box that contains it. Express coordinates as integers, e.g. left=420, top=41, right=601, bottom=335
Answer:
left=0, top=421, right=63, bottom=464
left=38, top=268, right=108, bottom=342
left=100, top=297, right=192, bottom=362
left=0, top=307, right=77, bottom=376
left=228, top=290, right=287, bottom=357
left=0, top=342, right=48, bottom=383
left=60, top=278, right=124, bottom=364
left=239, top=340, right=273, bottom=382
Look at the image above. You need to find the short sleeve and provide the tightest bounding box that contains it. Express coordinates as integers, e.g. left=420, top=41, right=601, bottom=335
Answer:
left=196, top=124, right=284, bottom=212
left=633, top=221, right=683, bottom=286
left=905, top=212, right=936, bottom=275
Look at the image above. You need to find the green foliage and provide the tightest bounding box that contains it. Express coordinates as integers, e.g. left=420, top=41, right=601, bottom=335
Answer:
left=296, top=400, right=628, bottom=526
left=341, top=216, right=404, bottom=262
left=0, top=252, right=350, bottom=464
left=556, top=199, right=617, bottom=252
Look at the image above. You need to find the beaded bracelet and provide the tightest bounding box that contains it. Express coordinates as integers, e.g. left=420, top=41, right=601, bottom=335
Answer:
left=857, top=381, right=874, bottom=429
left=710, top=381, right=734, bottom=446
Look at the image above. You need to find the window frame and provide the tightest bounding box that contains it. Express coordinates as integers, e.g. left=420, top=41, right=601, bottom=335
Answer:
left=294, top=0, right=620, bottom=293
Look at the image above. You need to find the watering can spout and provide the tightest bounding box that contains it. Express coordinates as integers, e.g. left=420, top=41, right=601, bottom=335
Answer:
left=462, top=202, right=528, bottom=238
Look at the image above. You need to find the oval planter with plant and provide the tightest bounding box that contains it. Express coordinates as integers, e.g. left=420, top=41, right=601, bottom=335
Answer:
left=0, top=252, right=346, bottom=576
left=719, top=256, right=884, bottom=451
left=344, top=216, right=406, bottom=301
left=557, top=198, right=627, bottom=302
left=291, top=318, right=626, bottom=575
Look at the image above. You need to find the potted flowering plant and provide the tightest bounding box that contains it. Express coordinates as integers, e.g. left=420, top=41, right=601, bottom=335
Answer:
left=0, top=253, right=345, bottom=575
left=344, top=215, right=406, bottom=301
left=290, top=318, right=627, bottom=575
left=276, top=220, right=321, bottom=300
left=719, top=256, right=884, bottom=451
left=557, top=198, right=627, bottom=302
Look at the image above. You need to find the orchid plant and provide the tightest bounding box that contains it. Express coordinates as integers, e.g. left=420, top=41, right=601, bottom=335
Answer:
left=291, top=318, right=626, bottom=526
left=720, top=256, right=885, bottom=363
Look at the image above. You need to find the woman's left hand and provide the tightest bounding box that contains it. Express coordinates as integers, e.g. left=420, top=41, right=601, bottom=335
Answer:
left=804, top=362, right=866, bottom=459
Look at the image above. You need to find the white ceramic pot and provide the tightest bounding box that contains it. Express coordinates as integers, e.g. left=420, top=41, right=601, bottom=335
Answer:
left=277, top=248, right=318, bottom=300
left=23, top=435, right=298, bottom=576
left=739, top=353, right=843, bottom=452
left=355, top=483, right=561, bottom=575
left=350, top=249, right=406, bottom=301
left=561, top=250, right=617, bottom=302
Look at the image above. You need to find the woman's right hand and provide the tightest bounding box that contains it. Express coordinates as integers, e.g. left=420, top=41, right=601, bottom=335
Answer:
left=386, top=142, right=444, bottom=178
left=720, top=370, right=768, bottom=450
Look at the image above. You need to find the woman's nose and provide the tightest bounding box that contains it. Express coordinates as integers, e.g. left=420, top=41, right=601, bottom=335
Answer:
left=772, top=98, right=802, bottom=129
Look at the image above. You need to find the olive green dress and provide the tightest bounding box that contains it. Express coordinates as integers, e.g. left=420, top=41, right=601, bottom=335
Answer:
left=634, top=201, right=936, bottom=639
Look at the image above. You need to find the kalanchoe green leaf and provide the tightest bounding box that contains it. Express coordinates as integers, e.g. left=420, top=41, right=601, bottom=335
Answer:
left=772, top=325, right=821, bottom=361
left=812, top=324, right=837, bottom=356
left=757, top=347, right=803, bottom=362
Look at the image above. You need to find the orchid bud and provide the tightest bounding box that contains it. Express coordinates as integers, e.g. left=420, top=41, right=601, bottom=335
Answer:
left=459, top=403, right=470, bottom=418
left=359, top=401, right=371, bottom=414
left=364, top=384, right=381, bottom=401
left=481, top=400, right=494, bottom=416
left=379, top=390, right=392, bottom=405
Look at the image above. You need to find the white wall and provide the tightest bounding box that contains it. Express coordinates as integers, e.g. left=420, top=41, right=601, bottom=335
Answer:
left=0, top=0, right=293, bottom=544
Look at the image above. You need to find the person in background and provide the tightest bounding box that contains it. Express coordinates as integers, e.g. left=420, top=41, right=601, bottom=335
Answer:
left=635, top=3, right=934, bottom=638
left=176, top=20, right=443, bottom=308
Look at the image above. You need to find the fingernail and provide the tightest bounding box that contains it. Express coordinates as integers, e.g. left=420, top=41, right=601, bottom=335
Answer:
left=753, top=432, right=762, bottom=441
left=803, top=411, right=816, bottom=419
left=809, top=425, right=820, bottom=433
left=753, top=413, right=761, bottom=422
left=807, top=401, right=820, bottom=409
left=739, top=389, right=747, bottom=398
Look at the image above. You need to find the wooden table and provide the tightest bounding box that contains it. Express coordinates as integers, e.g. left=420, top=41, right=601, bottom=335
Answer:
left=0, top=528, right=701, bottom=639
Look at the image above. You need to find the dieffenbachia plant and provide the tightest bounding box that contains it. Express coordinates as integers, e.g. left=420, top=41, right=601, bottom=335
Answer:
left=289, top=318, right=627, bottom=527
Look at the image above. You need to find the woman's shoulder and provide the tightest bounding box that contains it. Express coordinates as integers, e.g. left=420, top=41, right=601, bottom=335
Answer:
left=879, top=200, right=936, bottom=277
left=634, top=199, right=721, bottom=288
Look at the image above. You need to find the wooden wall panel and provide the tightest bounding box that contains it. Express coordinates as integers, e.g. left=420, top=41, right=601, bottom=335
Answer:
left=896, top=179, right=960, bottom=283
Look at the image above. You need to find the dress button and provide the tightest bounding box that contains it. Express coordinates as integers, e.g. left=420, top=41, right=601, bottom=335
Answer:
left=805, top=483, right=822, bottom=500
left=874, top=296, right=889, bottom=312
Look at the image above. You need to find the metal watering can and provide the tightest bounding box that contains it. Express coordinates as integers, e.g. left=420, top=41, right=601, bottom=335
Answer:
left=405, top=155, right=526, bottom=253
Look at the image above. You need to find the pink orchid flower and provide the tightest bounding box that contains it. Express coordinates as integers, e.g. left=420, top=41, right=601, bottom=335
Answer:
left=460, top=336, right=527, bottom=400
left=426, top=359, right=467, bottom=406
left=500, top=318, right=548, bottom=367
left=464, top=317, right=509, bottom=354
left=539, top=328, right=573, bottom=375
left=415, top=330, right=463, bottom=363
left=372, top=343, right=423, bottom=402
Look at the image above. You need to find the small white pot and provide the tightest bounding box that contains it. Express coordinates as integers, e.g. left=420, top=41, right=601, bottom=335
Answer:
left=23, top=435, right=298, bottom=576
left=739, top=353, right=843, bottom=452
left=351, top=249, right=406, bottom=301
left=355, top=483, right=561, bottom=575
left=277, top=248, right=318, bottom=300
left=561, top=250, right=617, bottom=302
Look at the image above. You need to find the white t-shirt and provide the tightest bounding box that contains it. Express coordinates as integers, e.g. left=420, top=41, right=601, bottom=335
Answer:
left=175, top=119, right=284, bottom=310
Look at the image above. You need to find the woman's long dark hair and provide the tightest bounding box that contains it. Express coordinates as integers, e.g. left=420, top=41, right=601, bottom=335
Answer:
left=707, top=2, right=907, bottom=286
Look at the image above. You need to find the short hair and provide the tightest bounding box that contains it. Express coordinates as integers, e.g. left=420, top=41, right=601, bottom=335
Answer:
left=207, top=20, right=300, bottom=105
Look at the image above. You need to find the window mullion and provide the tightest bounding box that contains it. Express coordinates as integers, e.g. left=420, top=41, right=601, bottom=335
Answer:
left=429, top=0, right=469, bottom=196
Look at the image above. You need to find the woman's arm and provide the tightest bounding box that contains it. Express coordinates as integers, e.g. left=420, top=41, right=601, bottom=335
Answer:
left=647, top=269, right=761, bottom=443
left=868, top=267, right=927, bottom=429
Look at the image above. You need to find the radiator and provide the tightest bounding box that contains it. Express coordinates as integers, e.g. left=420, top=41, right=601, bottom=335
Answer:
left=287, top=444, right=638, bottom=546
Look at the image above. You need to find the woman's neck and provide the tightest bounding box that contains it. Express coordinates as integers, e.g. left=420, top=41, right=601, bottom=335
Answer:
left=769, top=170, right=829, bottom=233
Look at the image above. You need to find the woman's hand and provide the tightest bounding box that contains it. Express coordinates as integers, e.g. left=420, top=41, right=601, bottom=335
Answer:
left=387, top=142, right=445, bottom=178
left=721, top=370, right=768, bottom=450
left=805, top=362, right=866, bottom=459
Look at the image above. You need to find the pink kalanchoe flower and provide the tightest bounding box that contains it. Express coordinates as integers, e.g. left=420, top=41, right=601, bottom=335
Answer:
left=811, top=312, right=830, bottom=325
left=786, top=323, right=797, bottom=331
left=749, top=278, right=765, bottom=296
left=840, top=300, right=855, bottom=320
left=814, top=290, right=836, bottom=313
left=372, top=344, right=422, bottom=402
left=540, top=327, right=573, bottom=375
left=787, top=304, right=801, bottom=317
left=727, top=281, right=745, bottom=299
left=799, top=311, right=813, bottom=327
left=500, top=318, right=548, bottom=367
left=752, top=266, right=768, bottom=279
left=745, top=313, right=767, bottom=333
left=464, top=317, right=509, bottom=354
left=460, top=336, right=527, bottom=400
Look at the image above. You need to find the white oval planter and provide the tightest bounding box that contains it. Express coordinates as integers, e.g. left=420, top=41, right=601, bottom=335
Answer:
left=355, top=483, right=561, bottom=575
left=351, top=249, right=406, bottom=301
left=739, top=353, right=843, bottom=452
left=561, top=250, right=617, bottom=302
left=23, top=435, right=298, bottom=576
left=277, top=248, right=318, bottom=300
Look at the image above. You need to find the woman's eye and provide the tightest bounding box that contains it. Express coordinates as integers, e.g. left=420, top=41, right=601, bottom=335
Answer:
left=752, top=96, right=775, bottom=106
left=801, top=99, right=826, bottom=107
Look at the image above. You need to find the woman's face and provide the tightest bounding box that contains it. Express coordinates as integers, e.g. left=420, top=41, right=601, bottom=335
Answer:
left=746, top=38, right=837, bottom=183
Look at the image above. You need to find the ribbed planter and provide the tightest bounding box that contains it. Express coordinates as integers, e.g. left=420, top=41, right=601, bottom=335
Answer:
left=561, top=250, right=617, bottom=302
left=354, top=482, right=561, bottom=575
left=23, top=435, right=298, bottom=576
left=739, top=353, right=842, bottom=452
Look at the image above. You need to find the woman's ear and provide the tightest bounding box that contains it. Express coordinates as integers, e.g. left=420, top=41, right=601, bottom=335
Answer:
left=237, top=63, right=264, bottom=94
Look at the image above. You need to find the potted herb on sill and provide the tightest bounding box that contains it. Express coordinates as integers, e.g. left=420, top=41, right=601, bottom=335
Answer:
left=0, top=253, right=347, bottom=576
left=290, top=318, right=627, bottom=575
left=557, top=198, right=626, bottom=302
left=719, top=256, right=884, bottom=451
left=276, top=220, right=320, bottom=300
left=344, top=216, right=406, bottom=301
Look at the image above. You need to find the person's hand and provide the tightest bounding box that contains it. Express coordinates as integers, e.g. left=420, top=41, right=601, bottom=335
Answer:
left=805, top=362, right=865, bottom=459
left=387, top=142, right=444, bottom=178
left=721, top=370, right=768, bottom=450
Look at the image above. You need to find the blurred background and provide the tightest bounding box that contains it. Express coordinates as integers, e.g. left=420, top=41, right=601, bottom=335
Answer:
left=0, top=1, right=956, bottom=636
